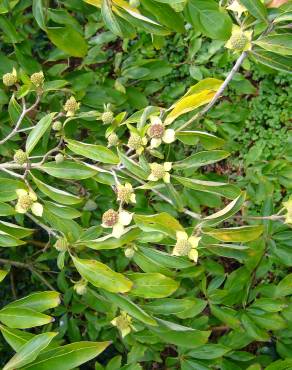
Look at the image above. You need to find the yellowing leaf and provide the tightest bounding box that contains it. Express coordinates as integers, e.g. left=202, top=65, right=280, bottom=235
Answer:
left=165, top=78, right=222, bottom=125
left=83, top=0, right=101, bottom=7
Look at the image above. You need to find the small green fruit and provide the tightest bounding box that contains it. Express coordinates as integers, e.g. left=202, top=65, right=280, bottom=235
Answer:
left=14, top=150, right=28, bottom=165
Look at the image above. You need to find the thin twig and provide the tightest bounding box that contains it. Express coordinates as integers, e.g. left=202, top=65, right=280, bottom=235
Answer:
left=176, top=51, right=248, bottom=132
left=0, top=95, right=41, bottom=145
left=26, top=212, right=58, bottom=237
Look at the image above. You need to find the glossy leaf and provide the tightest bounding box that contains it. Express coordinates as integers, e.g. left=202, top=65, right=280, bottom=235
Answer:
left=253, top=34, right=292, bottom=56
left=240, top=0, right=267, bottom=21
left=203, top=225, right=264, bottom=242
left=40, top=161, right=97, bottom=180
left=0, top=308, right=53, bottom=329
left=72, top=256, right=133, bottom=293
left=173, top=150, right=230, bottom=170
left=5, top=291, right=61, bottom=312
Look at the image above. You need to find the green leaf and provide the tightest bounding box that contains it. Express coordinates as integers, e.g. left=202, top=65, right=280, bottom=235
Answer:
left=127, top=272, right=179, bottom=298
left=0, top=308, right=53, bottom=329
left=176, top=131, right=225, bottom=149
left=26, top=113, right=55, bottom=154
left=275, top=273, right=292, bottom=297
left=134, top=212, right=184, bottom=239
left=0, top=269, right=9, bottom=282
left=66, top=139, right=119, bottom=164
left=173, top=150, right=230, bottom=170
left=22, top=341, right=110, bottom=370
left=72, top=256, right=133, bottom=293
left=102, top=291, right=157, bottom=326
left=187, top=0, right=232, bottom=40
left=31, top=174, right=82, bottom=205
left=3, top=332, right=57, bottom=370
left=240, top=0, right=267, bottom=21
left=253, top=34, right=292, bottom=56
left=143, top=298, right=207, bottom=318
left=47, top=26, right=88, bottom=57
left=252, top=49, right=292, bottom=74
left=0, top=326, right=35, bottom=352
left=118, top=149, right=149, bottom=180
left=0, top=202, right=16, bottom=216
left=0, top=231, right=26, bottom=247
left=173, top=176, right=240, bottom=200
left=203, top=225, right=264, bottom=242
left=4, top=291, right=61, bottom=312
left=0, top=221, right=34, bottom=238
left=40, top=161, right=97, bottom=180
left=240, top=313, right=269, bottom=341
left=201, top=192, right=246, bottom=227
left=151, top=318, right=210, bottom=348
left=82, top=228, right=141, bottom=250
left=0, top=16, right=21, bottom=43
left=101, top=0, right=123, bottom=36
left=32, top=0, right=46, bottom=30
left=266, top=359, right=292, bottom=370
left=0, top=179, right=26, bottom=202
left=188, top=344, right=230, bottom=359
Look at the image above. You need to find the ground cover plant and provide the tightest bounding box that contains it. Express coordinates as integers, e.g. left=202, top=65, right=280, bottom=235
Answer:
left=0, top=0, right=292, bottom=369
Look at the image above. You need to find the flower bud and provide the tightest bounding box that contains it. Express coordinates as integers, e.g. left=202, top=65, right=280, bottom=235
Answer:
left=54, top=237, right=69, bottom=252
left=54, top=153, right=64, bottom=163
left=52, top=121, right=63, bottom=131
left=30, top=71, right=44, bottom=87
left=74, top=280, right=88, bottom=295
left=229, top=33, right=249, bottom=51
left=124, top=247, right=135, bottom=258
left=102, top=209, right=119, bottom=227
left=102, top=111, right=114, bottom=124
left=3, top=69, right=17, bottom=87
left=64, top=96, right=79, bottom=117
left=14, top=149, right=28, bottom=165
left=107, top=132, right=119, bottom=147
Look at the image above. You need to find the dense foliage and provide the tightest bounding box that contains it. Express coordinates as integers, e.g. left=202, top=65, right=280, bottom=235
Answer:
left=0, top=0, right=292, bottom=369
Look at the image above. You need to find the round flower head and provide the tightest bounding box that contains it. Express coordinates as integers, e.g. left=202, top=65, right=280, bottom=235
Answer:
left=227, top=0, right=247, bottom=17
left=127, top=133, right=147, bottom=155
left=102, top=209, right=133, bottom=238
left=74, top=279, right=88, bottom=295
left=117, top=183, right=136, bottom=204
left=30, top=71, right=44, bottom=87
left=111, top=311, right=133, bottom=338
left=148, top=162, right=172, bottom=183
left=172, top=231, right=200, bottom=262
left=107, top=132, right=119, bottom=147
left=225, top=25, right=252, bottom=52
left=55, top=153, right=64, bottom=163
left=14, top=149, right=28, bottom=165
left=64, top=96, right=80, bottom=117
left=15, top=189, right=43, bottom=217
left=102, top=111, right=114, bottom=124
left=148, top=116, right=176, bottom=149
left=3, top=68, right=17, bottom=87
left=52, top=121, right=63, bottom=131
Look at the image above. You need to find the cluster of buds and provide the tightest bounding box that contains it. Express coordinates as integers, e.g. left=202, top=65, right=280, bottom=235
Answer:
left=225, top=25, right=252, bottom=52
left=127, top=133, right=147, bottom=155
left=74, top=279, right=88, bottom=295
left=30, top=71, right=44, bottom=88
left=102, top=110, right=114, bottom=125
left=15, top=189, right=43, bottom=217
left=107, top=132, right=119, bottom=147
left=54, top=236, right=69, bottom=252
left=148, top=162, right=172, bottom=183
left=116, top=183, right=136, bottom=204
left=64, top=96, right=80, bottom=117
left=111, top=311, right=133, bottom=337
left=2, top=68, right=17, bottom=87
left=172, top=231, right=201, bottom=262
left=124, top=244, right=137, bottom=258
left=102, top=209, right=133, bottom=238
left=52, top=121, right=63, bottom=131
left=14, top=149, right=28, bottom=165
left=147, top=116, right=176, bottom=148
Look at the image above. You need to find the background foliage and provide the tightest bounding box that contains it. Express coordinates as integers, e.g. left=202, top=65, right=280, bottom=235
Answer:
left=0, top=0, right=292, bottom=369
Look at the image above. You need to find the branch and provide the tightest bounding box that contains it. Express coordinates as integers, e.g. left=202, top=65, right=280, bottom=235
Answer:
left=176, top=51, right=248, bottom=132
left=0, top=95, right=41, bottom=145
